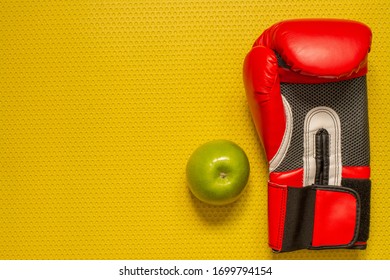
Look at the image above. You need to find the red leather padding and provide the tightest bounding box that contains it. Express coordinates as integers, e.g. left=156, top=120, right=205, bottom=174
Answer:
left=312, top=188, right=359, bottom=248
left=278, top=67, right=367, bottom=84
left=254, top=19, right=372, bottom=79
left=269, top=168, right=303, bottom=187
left=268, top=182, right=287, bottom=251
left=243, top=46, right=286, bottom=162
left=342, top=166, right=370, bottom=179
left=269, top=166, right=371, bottom=188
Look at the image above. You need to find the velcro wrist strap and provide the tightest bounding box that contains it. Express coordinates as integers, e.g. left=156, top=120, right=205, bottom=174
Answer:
left=268, top=180, right=371, bottom=252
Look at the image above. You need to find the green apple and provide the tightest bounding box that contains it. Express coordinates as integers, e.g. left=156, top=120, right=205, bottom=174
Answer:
left=186, top=140, right=250, bottom=205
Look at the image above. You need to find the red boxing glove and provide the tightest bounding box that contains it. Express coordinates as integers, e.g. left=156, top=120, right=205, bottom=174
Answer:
left=243, top=19, right=372, bottom=252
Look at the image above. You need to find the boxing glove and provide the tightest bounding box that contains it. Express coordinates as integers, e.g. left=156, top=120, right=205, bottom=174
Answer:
left=243, top=19, right=372, bottom=252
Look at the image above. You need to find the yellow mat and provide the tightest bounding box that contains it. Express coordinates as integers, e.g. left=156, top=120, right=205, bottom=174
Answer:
left=1, top=0, right=389, bottom=260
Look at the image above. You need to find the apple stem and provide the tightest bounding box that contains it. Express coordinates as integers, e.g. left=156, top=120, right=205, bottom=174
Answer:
left=220, top=172, right=227, bottom=179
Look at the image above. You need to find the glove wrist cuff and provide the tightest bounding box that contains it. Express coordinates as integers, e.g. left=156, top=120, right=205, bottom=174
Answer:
left=268, top=180, right=371, bottom=252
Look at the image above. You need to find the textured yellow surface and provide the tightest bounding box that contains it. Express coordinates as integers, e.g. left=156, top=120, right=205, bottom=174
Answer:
left=1, top=0, right=389, bottom=260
